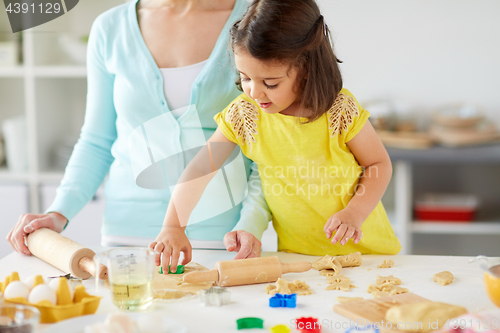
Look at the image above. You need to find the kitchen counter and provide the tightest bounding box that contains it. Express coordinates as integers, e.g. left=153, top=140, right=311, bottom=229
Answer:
left=0, top=250, right=497, bottom=332
left=386, top=143, right=500, bottom=164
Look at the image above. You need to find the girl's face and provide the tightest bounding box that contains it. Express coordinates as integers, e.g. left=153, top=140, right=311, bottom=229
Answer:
left=234, top=48, right=301, bottom=116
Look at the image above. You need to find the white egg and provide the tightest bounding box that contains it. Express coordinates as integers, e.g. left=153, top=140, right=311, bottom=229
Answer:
left=104, top=314, right=135, bottom=333
left=48, top=278, right=74, bottom=301
left=136, top=313, right=164, bottom=333
left=28, top=284, right=57, bottom=305
left=48, top=277, right=60, bottom=290
left=23, top=275, right=37, bottom=291
left=4, top=281, right=30, bottom=300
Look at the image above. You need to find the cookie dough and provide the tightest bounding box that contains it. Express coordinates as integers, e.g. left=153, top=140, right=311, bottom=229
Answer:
left=337, top=296, right=364, bottom=303
left=375, top=275, right=401, bottom=285
left=265, top=278, right=313, bottom=295
left=378, top=259, right=395, bottom=268
left=433, top=271, right=454, bottom=286
left=368, top=275, right=407, bottom=297
left=325, top=275, right=355, bottom=291
left=371, top=285, right=408, bottom=297
left=385, top=301, right=467, bottom=333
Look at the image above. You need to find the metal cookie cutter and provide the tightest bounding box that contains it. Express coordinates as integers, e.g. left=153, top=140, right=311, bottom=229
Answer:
left=200, top=286, right=231, bottom=306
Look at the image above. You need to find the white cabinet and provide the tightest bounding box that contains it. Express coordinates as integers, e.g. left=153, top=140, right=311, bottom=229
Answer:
left=40, top=184, right=105, bottom=249
left=0, top=1, right=125, bottom=237
left=387, top=146, right=500, bottom=256
left=0, top=184, right=28, bottom=258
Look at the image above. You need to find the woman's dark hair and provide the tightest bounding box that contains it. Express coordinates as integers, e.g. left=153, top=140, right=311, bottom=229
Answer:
left=230, top=0, right=343, bottom=122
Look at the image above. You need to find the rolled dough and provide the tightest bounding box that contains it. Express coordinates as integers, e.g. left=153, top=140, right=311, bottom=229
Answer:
left=385, top=301, right=467, bottom=333
left=152, top=262, right=214, bottom=300
left=336, top=296, right=364, bottom=303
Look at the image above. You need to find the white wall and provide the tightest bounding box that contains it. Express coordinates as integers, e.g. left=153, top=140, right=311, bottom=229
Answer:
left=318, top=0, right=500, bottom=123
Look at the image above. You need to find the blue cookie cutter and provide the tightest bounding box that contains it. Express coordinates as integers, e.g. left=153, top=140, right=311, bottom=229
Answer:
left=269, top=293, right=297, bottom=308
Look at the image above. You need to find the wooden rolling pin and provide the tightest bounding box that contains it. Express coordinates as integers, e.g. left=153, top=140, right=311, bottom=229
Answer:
left=26, top=228, right=107, bottom=280
left=183, top=256, right=312, bottom=287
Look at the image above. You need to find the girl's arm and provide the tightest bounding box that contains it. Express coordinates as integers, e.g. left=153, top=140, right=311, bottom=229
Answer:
left=149, top=128, right=237, bottom=273
left=324, top=121, right=392, bottom=245
left=224, top=162, right=272, bottom=259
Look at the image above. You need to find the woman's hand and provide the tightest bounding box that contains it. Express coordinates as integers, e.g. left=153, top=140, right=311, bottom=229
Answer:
left=224, top=230, right=261, bottom=259
left=324, top=209, right=364, bottom=246
left=6, top=212, right=68, bottom=255
left=149, top=226, right=192, bottom=274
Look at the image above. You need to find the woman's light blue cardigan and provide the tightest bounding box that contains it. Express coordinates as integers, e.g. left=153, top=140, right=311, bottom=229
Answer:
left=46, top=0, right=271, bottom=242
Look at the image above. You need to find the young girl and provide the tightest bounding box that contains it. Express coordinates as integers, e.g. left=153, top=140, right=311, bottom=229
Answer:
left=150, top=0, right=401, bottom=272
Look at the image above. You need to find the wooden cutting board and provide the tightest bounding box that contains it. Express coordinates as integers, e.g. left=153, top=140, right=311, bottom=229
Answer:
left=333, top=293, right=430, bottom=332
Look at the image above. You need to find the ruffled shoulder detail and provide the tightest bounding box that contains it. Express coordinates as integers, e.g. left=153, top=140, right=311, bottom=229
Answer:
left=327, top=93, right=360, bottom=138
left=225, top=99, right=260, bottom=151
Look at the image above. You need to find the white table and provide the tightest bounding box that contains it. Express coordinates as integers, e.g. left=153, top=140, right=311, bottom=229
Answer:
left=0, top=250, right=497, bottom=332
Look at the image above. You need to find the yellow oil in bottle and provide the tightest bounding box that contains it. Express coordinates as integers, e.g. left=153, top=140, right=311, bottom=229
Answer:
left=111, top=279, right=153, bottom=311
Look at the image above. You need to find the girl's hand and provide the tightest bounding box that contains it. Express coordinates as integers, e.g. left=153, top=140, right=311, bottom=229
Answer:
left=149, top=226, right=192, bottom=274
left=224, top=230, right=261, bottom=259
left=324, top=209, right=364, bottom=246
left=7, top=212, right=68, bottom=255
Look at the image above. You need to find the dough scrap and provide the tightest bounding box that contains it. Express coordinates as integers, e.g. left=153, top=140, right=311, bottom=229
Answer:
left=265, top=278, right=313, bottom=295
left=336, top=252, right=362, bottom=267
left=312, top=256, right=342, bottom=274
left=375, top=275, right=401, bottom=285
left=312, top=252, right=363, bottom=274
left=319, top=269, right=339, bottom=277
left=385, top=301, right=467, bottom=333
left=325, top=275, right=355, bottom=292
left=337, top=296, right=364, bottom=303
left=433, top=271, right=454, bottom=286
left=378, top=259, right=395, bottom=268
left=371, top=290, right=390, bottom=298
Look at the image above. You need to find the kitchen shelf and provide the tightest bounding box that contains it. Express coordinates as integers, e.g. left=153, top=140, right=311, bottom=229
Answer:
left=411, top=221, right=500, bottom=234
left=38, top=171, right=65, bottom=183
left=34, top=66, right=87, bottom=78
left=389, top=147, right=500, bottom=255
left=0, top=66, right=25, bottom=78
left=0, top=167, right=30, bottom=182
left=0, top=0, right=125, bottom=217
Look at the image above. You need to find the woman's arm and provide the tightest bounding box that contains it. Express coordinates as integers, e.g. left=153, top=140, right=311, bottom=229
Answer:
left=150, top=128, right=237, bottom=273
left=7, top=17, right=116, bottom=254
left=324, top=121, right=392, bottom=245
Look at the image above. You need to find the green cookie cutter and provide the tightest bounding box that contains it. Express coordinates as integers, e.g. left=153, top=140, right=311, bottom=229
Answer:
left=159, top=265, right=185, bottom=274
left=237, top=317, right=264, bottom=330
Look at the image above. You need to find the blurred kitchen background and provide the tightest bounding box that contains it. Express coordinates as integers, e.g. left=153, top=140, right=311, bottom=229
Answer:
left=0, top=0, right=499, bottom=258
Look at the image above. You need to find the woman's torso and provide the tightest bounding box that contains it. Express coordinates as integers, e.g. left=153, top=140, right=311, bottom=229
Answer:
left=88, top=0, right=250, bottom=242
left=137, top=0, right=235, bottom=68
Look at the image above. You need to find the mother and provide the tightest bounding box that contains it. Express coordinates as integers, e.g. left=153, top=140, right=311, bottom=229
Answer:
left=7, top=0, right=270, bottom=262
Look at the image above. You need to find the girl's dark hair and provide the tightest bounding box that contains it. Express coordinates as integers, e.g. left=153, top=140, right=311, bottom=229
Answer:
left=231, top=0, right=343, bottom=122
